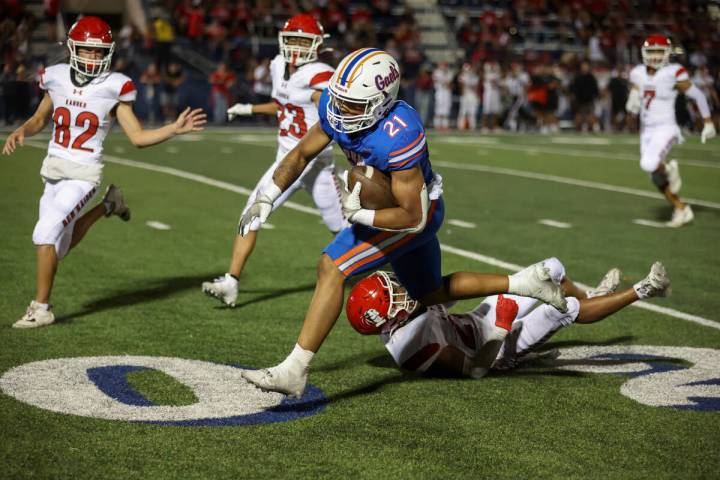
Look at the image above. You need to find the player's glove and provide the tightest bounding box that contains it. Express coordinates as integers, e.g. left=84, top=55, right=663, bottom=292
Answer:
left=701, top=121, right=716, bottom=144
left=625, top=87, right=641, bottom=115
left=337, top=171, right=375, bottom=227
left=227, top=103, right=253, bottom=121
left=238, top=182, right=282, bottom=236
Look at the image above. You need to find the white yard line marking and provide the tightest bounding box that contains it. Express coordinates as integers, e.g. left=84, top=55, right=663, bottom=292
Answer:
left=145, top=221, right=171, bottom=230
left=447, top=219, right=477, bottom=228
left=432, top=160, right=720, bottom=210
left=23, top=143, right=719, bottom=330
left=261, top=223, right=275, bottom=229
left=633, top=219, right=669, bottom=228
left=539, top=219, right=572, bottom=229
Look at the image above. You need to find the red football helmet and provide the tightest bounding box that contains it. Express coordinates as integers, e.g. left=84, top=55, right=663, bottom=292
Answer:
left=67, top=16, right=115, bottom=77
left=641, top=34, right=672, bottom=69
left=278, top=13, right=326, bottom=66
left=346, top=271, right=418, bottom=335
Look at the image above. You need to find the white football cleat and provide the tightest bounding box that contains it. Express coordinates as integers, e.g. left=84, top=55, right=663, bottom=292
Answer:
left=634, top=262, right=671, bottom=298
left=201, top=273, right=238, bottom=307
left=103, top=184, right=131, bottom=221
left=666, top=205, right=694, bottom=228
left=13, top=301, right=55, bottom=329
left=586, top=268, right=622, bottom=298
left=242, top=361, right=307, bottom=398
left=665, top=160, right=682, bottom=194
left=508, top=262, right=568, bottom=312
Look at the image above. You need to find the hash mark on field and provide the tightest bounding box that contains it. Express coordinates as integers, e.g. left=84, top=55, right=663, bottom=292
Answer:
left=113, top=146, right=125, bottom=153
left=539, top=219, right=572, bottom=229
left=448, top=219, right=477, bottom=228
left=24, top=143, right=718, bottom=331
left=261, top=223, right=275, bottom=229
left=220, top=147, right=234, bottom=154
left=166, top=146, right=179, bottom=154
left=145, top=221, right=171, bottom=230
left=633, top=219, right=669, bottom=228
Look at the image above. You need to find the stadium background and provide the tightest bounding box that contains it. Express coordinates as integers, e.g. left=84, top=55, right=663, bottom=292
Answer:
left=1, top=1, right=720, bottom=479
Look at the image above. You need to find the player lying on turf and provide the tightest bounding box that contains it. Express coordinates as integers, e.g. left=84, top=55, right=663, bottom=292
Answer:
left=2, top=16, right=206, bottom=329
left=239, top=49, right=568, bottom=397
left=625, top=34, right=715, bottom=227
left=346, top=258, right=670, bottom=378
left=202, top=14, right=345, bottom=307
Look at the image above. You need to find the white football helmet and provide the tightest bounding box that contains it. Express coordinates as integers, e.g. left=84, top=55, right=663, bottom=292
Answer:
left=641, top=34, right=672, bottom=69
left=327, top=48, right=401, bottom=133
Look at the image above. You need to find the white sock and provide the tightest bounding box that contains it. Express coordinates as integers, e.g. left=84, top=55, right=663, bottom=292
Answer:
left=35, top=302, right=49, bottom=311
left=224, top=273, right=238, bottom=285
left=633, top=281, right=649, bottom=299
left=281, top=343, right=314, bottom=371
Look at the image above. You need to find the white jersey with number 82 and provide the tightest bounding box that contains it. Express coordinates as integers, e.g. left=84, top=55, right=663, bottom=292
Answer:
left=40, top=63, right=137, bottom=165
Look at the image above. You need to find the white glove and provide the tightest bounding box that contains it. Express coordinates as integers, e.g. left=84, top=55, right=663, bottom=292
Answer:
left=238, top=183, right=282, bottom=236
left=336, top=173, right=375, bottom=226
left=625, top=88, right=641, bottom=115
left=701, top=121, right=716, bottom=144
left=227, top=103, right=253, bottom=121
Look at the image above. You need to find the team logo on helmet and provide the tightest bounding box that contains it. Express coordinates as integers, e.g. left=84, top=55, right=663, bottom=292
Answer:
left=346, top=271, right=417, bottom=335
left=327, top=49, right=401, bottom=133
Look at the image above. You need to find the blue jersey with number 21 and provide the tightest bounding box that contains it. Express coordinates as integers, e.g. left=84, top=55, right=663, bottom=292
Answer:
left=317, top=89, right=435, bottom=187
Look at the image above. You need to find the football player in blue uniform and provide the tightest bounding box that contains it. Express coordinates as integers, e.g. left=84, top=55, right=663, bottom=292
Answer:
left=240, top=49, right=567, bottom=397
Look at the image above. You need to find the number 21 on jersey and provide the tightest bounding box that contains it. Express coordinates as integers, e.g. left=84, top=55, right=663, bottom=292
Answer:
left=383, top=115, right=408, bottom=138
left=52, top=107, right=99, bottom=152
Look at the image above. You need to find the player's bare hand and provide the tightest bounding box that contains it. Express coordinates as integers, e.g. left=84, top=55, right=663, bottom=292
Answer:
left=2, top=128, right=25, bottom=155
left=174, top=107, right=207, bottom=135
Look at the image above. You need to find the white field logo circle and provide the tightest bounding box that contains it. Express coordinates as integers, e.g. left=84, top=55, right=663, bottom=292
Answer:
left=0, top=356, right=326, bottom=426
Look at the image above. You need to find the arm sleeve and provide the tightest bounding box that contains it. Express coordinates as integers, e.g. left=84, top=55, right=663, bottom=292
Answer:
left=685, top=84, right=712, bottom=118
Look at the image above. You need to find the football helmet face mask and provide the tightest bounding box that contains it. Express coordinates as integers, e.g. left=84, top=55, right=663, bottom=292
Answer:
left=327, top=49, right=401, bottom=133
left=278, top=13, right=325, bottom=66
left=67, top=16, right=115, bottom=77
left=346, top=271, right=418, bottom=335
left=641, top=34, right=671, bottom=69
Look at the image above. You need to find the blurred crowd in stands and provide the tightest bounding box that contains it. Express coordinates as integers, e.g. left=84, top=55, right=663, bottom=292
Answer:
left=1, top=0, right=719, bottom=132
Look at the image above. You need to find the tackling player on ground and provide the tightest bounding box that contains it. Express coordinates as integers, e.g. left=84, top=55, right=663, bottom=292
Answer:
left=238, top=48, right=568, bottom=397
left=202, top=14, right=344, bottom=307
left=625, top=34, right=716, bottom=227
left=2, top=16, right=206, bottom=328
left=346, top=259, right=669, bottom=378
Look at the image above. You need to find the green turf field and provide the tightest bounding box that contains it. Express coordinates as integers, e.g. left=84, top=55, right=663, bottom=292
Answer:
left=1, top=129, right=719, bottom=479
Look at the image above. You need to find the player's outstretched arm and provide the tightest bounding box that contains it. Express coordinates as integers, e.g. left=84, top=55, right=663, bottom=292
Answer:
left=116, top=103, right=206, bottom=148
left=227, top=101, right=278, bottom=120
left=2, top=92, right=53, bottom=155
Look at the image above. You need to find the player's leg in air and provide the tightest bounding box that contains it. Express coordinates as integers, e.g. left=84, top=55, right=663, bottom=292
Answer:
left=494, top=259, right=670, bottom=370
left=3, top=16, right=205, bottom=328
left=202, top=14, right=343, bottom=306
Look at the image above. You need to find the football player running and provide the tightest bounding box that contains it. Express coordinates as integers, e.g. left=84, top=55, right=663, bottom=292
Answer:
left=2, top=16, right=206, bottom=328
left=625, top=34, right=716, bottom=227
left=346, top=259, right=670, bottom=378
left=202, top=14, right=344, bottom=307
left=239, top=49, right=568, bottom=397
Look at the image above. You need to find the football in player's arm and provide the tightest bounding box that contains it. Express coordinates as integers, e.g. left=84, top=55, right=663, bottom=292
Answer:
left=2, top=16, right=205, bottom=329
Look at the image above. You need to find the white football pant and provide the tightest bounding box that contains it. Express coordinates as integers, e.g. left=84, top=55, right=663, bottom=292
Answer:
left=640, top=124, right=683, bottom=173
left=33, top=179, right=98, bottom=259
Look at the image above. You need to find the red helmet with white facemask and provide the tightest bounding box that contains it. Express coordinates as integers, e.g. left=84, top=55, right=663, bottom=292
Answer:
left=67, top=16, right=115, bottom=77
left=641, top=34, right=672, bottom=69
left=278, top=13, right=325, bottom=66
left=346, top=271, right=418, bottom=335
